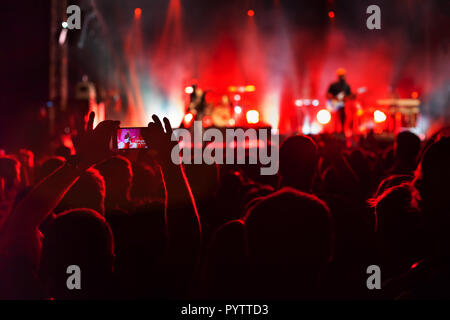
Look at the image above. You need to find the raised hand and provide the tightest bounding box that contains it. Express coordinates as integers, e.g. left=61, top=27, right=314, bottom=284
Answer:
left=76, top=112, right=120, bottom=169
left=0, top=113, right=120, bottom=267
left=142, top=114, right=202, bottom=254
left=142, top=115, right=178, bottom=165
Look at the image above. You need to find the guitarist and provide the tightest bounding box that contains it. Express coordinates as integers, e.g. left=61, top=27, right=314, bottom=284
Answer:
left=188, top=85, right=208, bottom=121
left=326, top=68, right=353, bottom=134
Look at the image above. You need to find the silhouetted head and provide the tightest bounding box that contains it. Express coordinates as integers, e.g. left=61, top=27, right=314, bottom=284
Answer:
left=394, top=131, right=421, bottom=168
left=95, top=156, right=132, bottom=210
left=347, top=148, right=369, bottom=173
left=244, top=187, right=332, bottom=265
left=40, top=209, right=115, bottom=299
left=279, top=135, right=318, bottom=192
left=0, top=156, right=21, bottom=193
left=214, top=170, right=248, bottom=223
left=415, top=138, right=450, bottom=235
left=336, top=68, right=346, bottom=82
left=37, top=157, right=65, bottom=182
left=374, top=174, right=412, bottom=198
left=322, top=166, right=339, bottom=194
left=130, top=162, right=164, bottom=202
left=372, top=181, right=421, bottom=277
left=55, top=146, right=71, bottom=160
left=243, top=187, right=333, bottom=298
left=373, top=182, right=415, bottom=234
left=241, top=184, right=275, bottom=213
left=55, top=168, right=105, bottom=216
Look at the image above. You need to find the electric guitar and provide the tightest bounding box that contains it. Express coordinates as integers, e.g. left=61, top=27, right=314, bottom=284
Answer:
left=326, top=87, right=367, bottom=111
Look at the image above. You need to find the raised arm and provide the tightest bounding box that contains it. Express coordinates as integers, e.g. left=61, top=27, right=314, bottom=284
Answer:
left=0, top=113, right=118, bottom=260
left=142, top=115, right=202, bottom=252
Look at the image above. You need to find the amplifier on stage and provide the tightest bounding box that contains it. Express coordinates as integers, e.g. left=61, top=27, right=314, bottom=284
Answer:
left=377, top=98, right=420, bottom=133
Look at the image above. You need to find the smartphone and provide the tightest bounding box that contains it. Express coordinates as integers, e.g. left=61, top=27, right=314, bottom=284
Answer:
left=113, top=127, right=148, bottom=150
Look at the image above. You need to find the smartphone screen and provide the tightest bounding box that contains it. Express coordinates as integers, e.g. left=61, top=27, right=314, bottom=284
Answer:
left=114, top=127, right=148, bottom=150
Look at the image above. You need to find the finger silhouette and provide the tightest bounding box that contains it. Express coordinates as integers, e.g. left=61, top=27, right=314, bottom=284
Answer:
left=163, top=117, right=173, bottom=135
left=152, top=114, right=163, bottom=131
left=87, top=112, right=95, bottom=133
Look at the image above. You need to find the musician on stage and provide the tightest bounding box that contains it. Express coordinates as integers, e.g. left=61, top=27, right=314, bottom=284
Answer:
left=123, top=131, right=131, bottom=149
left=326, top=68, right=353, bottom=134
left=188, top=85, right=207, bottom=121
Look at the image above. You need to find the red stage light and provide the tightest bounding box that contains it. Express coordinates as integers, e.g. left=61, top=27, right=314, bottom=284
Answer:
left=411, top=91, right=419, bottom=99
left=203, top=116, right=213, bottom=127
left=374, top=110, right=387, bottom=123
left=317, top=109, right=331, bottom=124
left=247, top=10, right=255, bottom=17
left=134, top=8, right=142, bottom=18
left=246, top=110, right=259, bottom=124
left=328, top=11, right=335, bottom=18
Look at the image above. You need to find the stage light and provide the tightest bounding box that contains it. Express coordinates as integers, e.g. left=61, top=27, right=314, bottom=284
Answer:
left=234, top=94, right=241, bottom=101
left=374, top=110, right=387, bottom=123
left=310, top=122, right=322, bottom=135
left=312, top=99, right=319, bottom=106
left=328, top=11, right=335, bottom=18
left=184, top=86, right=194, bottom=94
left=411, top=91, right=419, bottom=99
left=134, top=8, right=142, bottom=18
left=203, top=116, right=212, bottom=127
left=317, top=109, right=331, bottom=124
left=245, top=85, right=256, bottom=92
left=184, top=113, right=193, bottom=125
left=62, top=21, right=68, bottom=28
left=234, top=106, right=242, bottom=114
left=246, top=110, right=259, bottom=124
left=248, top=9, right=255, bottom=17
left=228, top=86, right=237, bottom=92
left=295, top=99, right=303, bottom=107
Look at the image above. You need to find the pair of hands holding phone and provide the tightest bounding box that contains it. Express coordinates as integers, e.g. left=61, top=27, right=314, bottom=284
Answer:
left=76, top=112, right=175, bottom=169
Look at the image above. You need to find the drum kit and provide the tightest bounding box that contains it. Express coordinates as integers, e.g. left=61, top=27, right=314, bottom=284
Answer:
left=187, top=87, right=242, bottom=128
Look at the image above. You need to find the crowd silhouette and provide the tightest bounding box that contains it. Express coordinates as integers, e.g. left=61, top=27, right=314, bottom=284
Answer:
left=1, top=112, right=450, bottom=300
